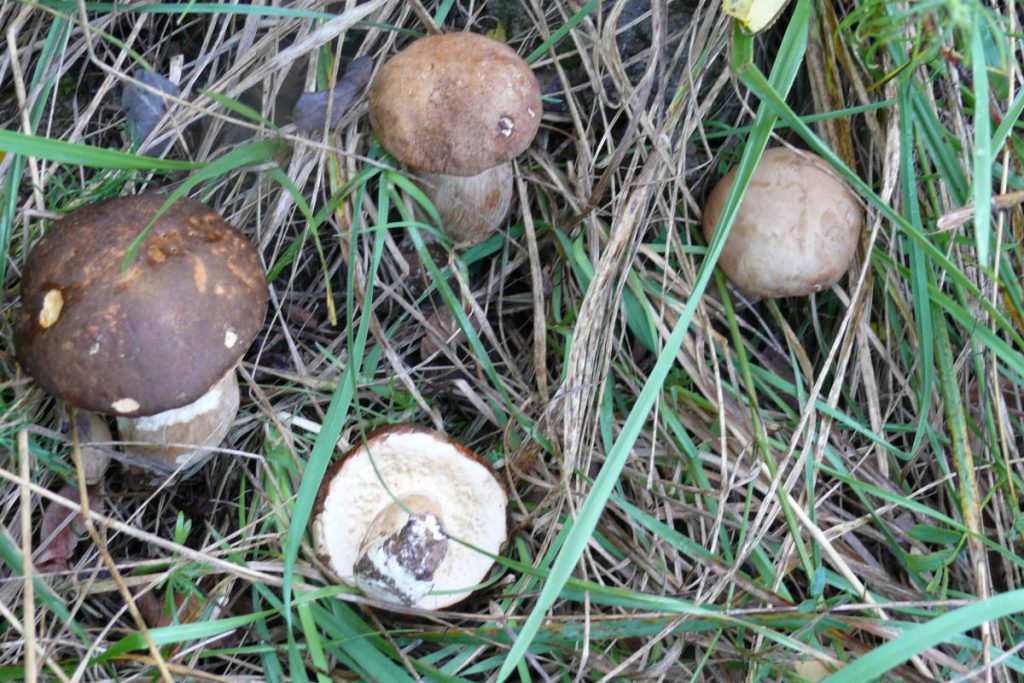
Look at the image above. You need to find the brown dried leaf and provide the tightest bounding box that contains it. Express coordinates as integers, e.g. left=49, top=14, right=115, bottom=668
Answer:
left=36, top=484, right=99, bottom=571
left=292, top=56, right=372, bottom=131
left=121, top=68, right=181, bottom=154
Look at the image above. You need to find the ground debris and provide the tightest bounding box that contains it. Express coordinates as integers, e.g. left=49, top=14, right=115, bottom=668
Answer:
left=291, top=56, right=372, bottom=131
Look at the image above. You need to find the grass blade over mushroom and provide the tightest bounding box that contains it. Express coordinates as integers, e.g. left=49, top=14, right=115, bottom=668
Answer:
left=497, top=3, right=813, bottom=678
left=118, top=138, right=285, bottom=271
left=279, top=170, right=386, bottom=634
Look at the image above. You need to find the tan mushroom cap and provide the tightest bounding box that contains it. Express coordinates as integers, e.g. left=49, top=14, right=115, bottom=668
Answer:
left=368, top=32, right=542, bottom=176
left=14, top=193, right=267, bottom=417
left=312, top=424, right=508, bottom=610
left=702, top=147, right=863, bottom=298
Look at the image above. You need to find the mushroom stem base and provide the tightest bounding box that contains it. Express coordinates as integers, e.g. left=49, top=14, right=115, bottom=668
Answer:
left=353, top=496, right=449, bottom=606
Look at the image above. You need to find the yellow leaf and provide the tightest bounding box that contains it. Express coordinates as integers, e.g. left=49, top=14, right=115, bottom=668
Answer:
left=486, top=21, right=507, bottom=43
left=722, top=0, right=790, bottom=33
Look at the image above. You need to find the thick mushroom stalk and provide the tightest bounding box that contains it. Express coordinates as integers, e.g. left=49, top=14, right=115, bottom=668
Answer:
left=60, top=407, right=113, bottom=485
left=353, top=495, right=449, bottom=605
left=417, top=162, right=513, bottom=247
left=116, top=371, right=240, bottom=474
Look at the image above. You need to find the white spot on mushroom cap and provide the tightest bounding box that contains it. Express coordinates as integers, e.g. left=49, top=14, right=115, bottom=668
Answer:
left=315, top=429, right=507, bottom=610
left=224, top=330, right=238, bottom=348
left=111, top=398, right=140, bottom=414
left=38, top=289, right=64, bottom=329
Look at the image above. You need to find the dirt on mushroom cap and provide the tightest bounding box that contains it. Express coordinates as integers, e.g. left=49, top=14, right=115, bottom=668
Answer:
left=368, top=32, right=542, bottom=176
left=14, top=193, right=267, bottom=417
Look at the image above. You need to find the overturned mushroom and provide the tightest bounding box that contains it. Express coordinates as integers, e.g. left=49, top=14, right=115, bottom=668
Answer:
left=702, top=147, right=863, bottom=298
left=369, top=32, right=542, bottom=246
left=14, top=193, right=267, bottom=476
left=312, top=425, right=507, bottom=610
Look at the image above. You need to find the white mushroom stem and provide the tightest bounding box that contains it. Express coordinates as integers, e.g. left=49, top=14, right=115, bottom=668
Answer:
left=116, top=370, right=240, bottom=475
left=353, top=494, right=449, bottom=606
left=418, top=162, right=512, bottom=247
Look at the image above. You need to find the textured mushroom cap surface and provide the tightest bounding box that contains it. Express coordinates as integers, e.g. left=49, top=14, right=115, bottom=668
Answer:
left=702, top=148, right=863, bottom=298
left=14, top=194, right=267, bottom=417
left=369, top=32, right=542, bottom=176
left=313, top=425, right=508, bottom=610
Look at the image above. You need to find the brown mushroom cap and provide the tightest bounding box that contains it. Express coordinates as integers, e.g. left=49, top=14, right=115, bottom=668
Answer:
left=14, top=194, right=267, bottom=417
left=702, top=148, right=863, bottom=298
left=368, top=32, right=542, bottom=176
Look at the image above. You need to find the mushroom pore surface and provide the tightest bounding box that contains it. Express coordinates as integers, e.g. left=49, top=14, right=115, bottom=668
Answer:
left=313, top=425, right=507, bottom=610
left=702, top=147, right=863, bottom=298
left=368, top=32, right=542, bottom=176
left=14, top=193, right=267, bottom=416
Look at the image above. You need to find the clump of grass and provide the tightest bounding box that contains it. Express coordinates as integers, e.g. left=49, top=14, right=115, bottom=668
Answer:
left=1, top=0, right=1022, bottom=680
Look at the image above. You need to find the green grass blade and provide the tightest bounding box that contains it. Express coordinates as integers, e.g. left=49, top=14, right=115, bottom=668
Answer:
left=969, top=7, right=993, bottom=270
left=96, top=609, right=275, bottom=661
left=36, top=1, right=335, bottom=19
left=823, top=590, right=1024, bottom=682
left=0, top=130, right=197, bottom=171
left=279, top=178, right=385, bottom=630
left=120, top=138, right=283, bottom=269
left=0, top=15, right=72, bottom=284
left=897, top=74, right=935, bottom=459
left=495, top=3, right=812, bottom=677
left=525, top=1, right=598, bottom=64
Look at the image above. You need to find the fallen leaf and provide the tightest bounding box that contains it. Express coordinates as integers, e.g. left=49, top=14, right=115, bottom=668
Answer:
left=121, top=68, right=181, bottom=153
left=721, top=0, right=790, bottom=33
left=292, top=56, right=372, bottom=131
left=36, top=483, right=100, bottom=571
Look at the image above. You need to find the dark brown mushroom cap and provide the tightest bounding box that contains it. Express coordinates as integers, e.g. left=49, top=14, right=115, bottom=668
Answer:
left=368, top=32, right=542, bottom=176
left=14, top=193, right=267, bottom=417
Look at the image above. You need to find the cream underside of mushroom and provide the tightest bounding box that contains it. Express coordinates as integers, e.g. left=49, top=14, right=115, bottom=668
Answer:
left=315, top=431, right=507, bottom=610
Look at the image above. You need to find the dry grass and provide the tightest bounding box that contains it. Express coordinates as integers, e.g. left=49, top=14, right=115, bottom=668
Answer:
left=1, top=0, right=1023, bottom=680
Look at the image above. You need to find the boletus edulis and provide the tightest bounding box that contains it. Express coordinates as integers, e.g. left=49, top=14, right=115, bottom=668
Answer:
left=312, top=425, right=507, bottom=610
left=369, top=32, right=542, bottom=247
left=702, top=147, right=863, bottom=298
left=14, top=193, right=267, bottom=476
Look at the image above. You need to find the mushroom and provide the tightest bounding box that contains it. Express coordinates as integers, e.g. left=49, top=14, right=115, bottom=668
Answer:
left=312, top=425, right=507, bottom=610
left=702, top=147, right=863, bottom=298
left=14, top=193, right=267, bottom=476
left=368, top=32, right=542, bottom=247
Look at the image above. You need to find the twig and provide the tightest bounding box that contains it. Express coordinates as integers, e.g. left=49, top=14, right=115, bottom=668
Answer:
left=68, top=411, right=175, bottom=683
left=18, top=430, right=37, bottom=683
